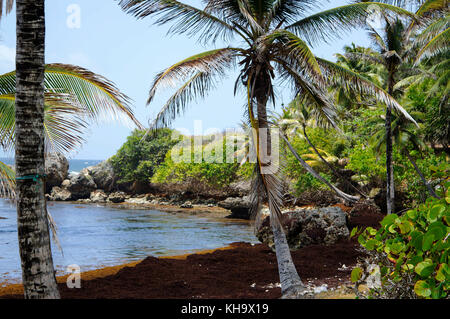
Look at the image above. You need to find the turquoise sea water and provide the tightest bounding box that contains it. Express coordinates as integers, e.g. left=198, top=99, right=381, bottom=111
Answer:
left=0, top=200, right=258, bottom=283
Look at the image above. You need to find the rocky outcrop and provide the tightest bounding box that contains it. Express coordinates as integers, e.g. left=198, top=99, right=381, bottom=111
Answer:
left=90, top=189, right=108, bottom=203
left=66, top=172, right=97, bottom=200
left=108, top=191, right=126, bottom=203
left=218, top=196, right=251, bottom=219
left=256, top=206, right=349, bottom=250
left=49, top=186, right=72, bottom=201
left=45, top=153, right=69, bottom=193
left=83, top=161, right=117, bottom=192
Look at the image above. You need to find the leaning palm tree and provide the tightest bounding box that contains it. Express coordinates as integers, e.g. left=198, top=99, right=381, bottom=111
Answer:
left=119, top=0, right=417, bottom=298
left=275, top=100, right=368, bottom=198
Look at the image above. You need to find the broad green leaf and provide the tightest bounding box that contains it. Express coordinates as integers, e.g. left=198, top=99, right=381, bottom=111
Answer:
left=414, top=280, right=431, bottom=297
left=351, top=267, right=363, bottom=283
left=380, top=214, right=398, bottom=227
left=415, top=259, right=436, bottom=277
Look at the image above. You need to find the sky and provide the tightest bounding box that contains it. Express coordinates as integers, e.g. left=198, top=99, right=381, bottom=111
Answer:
left=0, top=0, right=373, bottom=160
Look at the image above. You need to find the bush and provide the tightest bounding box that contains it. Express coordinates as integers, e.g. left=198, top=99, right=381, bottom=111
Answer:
left=110, top=129, right=177, bottom=183
left=351, top=165, right=449, bottom=299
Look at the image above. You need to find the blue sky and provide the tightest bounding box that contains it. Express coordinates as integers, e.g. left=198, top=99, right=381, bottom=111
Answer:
left=0, top=0, right=372, bottom=160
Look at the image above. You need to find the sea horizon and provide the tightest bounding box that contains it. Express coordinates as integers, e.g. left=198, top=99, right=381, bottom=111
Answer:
left=0, top=157, right=103, bottom=174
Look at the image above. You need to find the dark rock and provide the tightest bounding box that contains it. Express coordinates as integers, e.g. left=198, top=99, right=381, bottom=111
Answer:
left=347, top=199, right=383, bottom=229
left=84, top=161, right=117, bottom=192
left=108, top=191, right=126, bottom=203
left=66, top=172, right=97, bottom=200
left=256, top=206, right=349, bottom=250
left=218, top=196, right=251, bottom=219
left=180, top=201, right=193, bottom=209
left=45, top=153, right=69, bottom=193
left=227, top=180, right=251, bottom=197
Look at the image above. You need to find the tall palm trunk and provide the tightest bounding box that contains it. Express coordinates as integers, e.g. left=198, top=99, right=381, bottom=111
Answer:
left=405, top=151, right=440, bottom=199
left=15, top=0, right=60, bottom=299
left=301, top=125, right=367, bottom=198
left=386, top=70, right=396, bottom=214
left=254, top=73, right=305, bottom=298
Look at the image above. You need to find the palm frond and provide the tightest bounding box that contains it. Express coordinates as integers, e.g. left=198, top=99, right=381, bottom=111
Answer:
left=265, top=29, right=323, bottom=79
left=0, top=0, right=14, bottom=19
left=266, top=0, right=316, bottom=27
left=416, top=27, right=450, bottom=61
left=43, top=64, right=142, bottom=129
left=286, top=2, right=417, bottom=45
left=0, top=92, right=88, bottom=154
left=119, top=0, right=238, bottom=43
left=147, top=48, right=236, bottom=105
left=149, top=71, right=218, bottom=130
left=0, top=159, right=15, bottom=198
left=316, top=57, right=418, bottom=126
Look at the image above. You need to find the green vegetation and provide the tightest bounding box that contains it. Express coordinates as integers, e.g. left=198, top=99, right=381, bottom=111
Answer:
left=110, top=129, right=177, bottom=183
left=351, top=163, right=449, bottom=299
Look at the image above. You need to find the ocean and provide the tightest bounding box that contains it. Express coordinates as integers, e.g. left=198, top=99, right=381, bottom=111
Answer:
left=0, top=158, right=103, bottom=174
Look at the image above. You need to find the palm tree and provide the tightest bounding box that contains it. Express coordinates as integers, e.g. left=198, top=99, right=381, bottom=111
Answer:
left=1, top=0, right=143, bottom=298
left=371, top=110, right=440, bottom=198
left=275, top=100, right=368, bottom=198
left=12, top=0, right=61, bottom=299
left=119, top=0, right=416, bottom=298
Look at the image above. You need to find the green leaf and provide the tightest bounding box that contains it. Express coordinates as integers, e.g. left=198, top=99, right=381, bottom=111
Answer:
left=422, top=233, right=435, bottom=251
left=435, top=264, right=448, bottom=282
left=380, top=214, right=398, bottom=227
left=428, top=204, right=445, bottom=222
left=351, top=267, right=363, bottom=283
left=414, top=280, right=431, bottom=297
left=350, top=227, right=358, bottom=238
left=415, top=259, right=436, bottom=277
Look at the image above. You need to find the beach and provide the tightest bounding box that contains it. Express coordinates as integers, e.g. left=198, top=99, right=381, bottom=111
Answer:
left=0, top=239, right=363, bottom=299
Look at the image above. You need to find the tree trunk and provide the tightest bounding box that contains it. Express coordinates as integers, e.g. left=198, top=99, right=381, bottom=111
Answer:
left=386, top=70, right=396, bottom=214
left=253, top=71, right=306, bottom=298
left=302, top=125, right=367, bottom=198
left=405, top=151, right=440, bottom=199
left=281, top=133, right=359, bottom=203
left=15, top=0, right=60, bottom=299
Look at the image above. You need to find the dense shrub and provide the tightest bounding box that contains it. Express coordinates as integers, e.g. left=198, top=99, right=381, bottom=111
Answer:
left=110, top=129, right=178, bottom=183
left=351, top=163, right=449, bottom=299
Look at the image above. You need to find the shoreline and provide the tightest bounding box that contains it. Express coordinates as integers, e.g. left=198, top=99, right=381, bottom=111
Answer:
left=0, top=244, right=240, bottom=297
left=0, top=241, right=360, bottom=299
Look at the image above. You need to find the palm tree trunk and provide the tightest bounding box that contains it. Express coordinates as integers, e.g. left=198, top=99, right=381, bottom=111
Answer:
left=254, top=75, right=306, bottom=298
left=281, top=133, right=359, bottom=203
left=405, top=151, right=440, bottom=199
left=301, top=125, right=367, bottom=198
left=386, top=71, right=396, bottom=214
left=15, top=0, right=60, bottom=299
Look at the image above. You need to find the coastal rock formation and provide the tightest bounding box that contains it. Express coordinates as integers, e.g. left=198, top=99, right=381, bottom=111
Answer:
left=84, top=161, right=117, bottom=192
left=108, top=191, right=126, bottom=203
left=218, top=196, right=251, bottom=219
left=49, top=186, right=72, bottom=201
left=90, top=190, right=108, bottom=203
left=256, top=206, right=349, bottom=250
left=66, top=172, right=97, bottom=200
left=45, top=153, right=69, bottom=193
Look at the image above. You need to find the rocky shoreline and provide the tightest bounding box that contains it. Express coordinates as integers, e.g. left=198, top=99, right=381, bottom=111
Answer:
left=42, top=154, right=385, bottom=250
